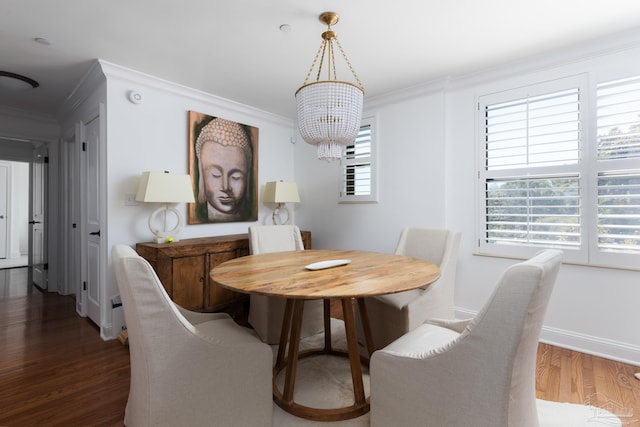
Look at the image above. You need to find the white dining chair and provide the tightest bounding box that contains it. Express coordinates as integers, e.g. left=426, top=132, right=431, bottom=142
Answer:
left=369, top=250, right=618, bottom=427
left=357, top=227, right=461, bottom=354
left=247, top=225, right=324, bottom=344
left=112, top=244, right=273, bottom=426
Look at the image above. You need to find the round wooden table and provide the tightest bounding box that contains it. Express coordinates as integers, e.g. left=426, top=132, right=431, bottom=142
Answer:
left=210, top=249, right=440, bottom=421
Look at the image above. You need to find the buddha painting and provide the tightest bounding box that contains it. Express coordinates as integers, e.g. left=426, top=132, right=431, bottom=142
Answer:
left=188, top=111, right=258, bottom=224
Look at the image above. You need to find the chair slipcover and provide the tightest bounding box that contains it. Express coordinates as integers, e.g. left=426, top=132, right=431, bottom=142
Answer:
left=370, top=249, right=563, bottom=427
left=112, top=244, right=272, bottom=427
left=357, top=227, right=461, bottom=353
left=247, top=225, right=324, bottom=344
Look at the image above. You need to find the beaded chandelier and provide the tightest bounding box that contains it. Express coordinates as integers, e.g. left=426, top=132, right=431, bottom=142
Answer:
left=295, top=12, right=364, bottom=162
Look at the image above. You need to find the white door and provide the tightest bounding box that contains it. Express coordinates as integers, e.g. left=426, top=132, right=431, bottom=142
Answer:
left=30, top=149, right=47, bottom=290
left=60, top=133, right=80, bottom=299
left=0, top=164, right=8, bottom=259
left=83, top=116, right=101, bottom=325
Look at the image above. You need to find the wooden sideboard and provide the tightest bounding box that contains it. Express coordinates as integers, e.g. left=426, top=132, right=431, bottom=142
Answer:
left=136, top=231, right=311, bottom=312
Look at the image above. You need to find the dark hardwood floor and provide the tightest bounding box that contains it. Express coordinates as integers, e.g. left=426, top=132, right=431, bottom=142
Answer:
left=0, top=291, right=638, bottom=426
left=0, top=290, right=130, bottom=426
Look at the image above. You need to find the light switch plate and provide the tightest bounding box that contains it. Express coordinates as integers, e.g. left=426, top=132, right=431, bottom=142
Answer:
left=124, top=193, right=138, bottom=206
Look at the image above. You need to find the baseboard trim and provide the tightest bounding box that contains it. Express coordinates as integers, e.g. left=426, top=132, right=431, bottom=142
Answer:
left=539, top=327, right=640, bottom=366
left=101, top=323, right=113, bottom=342
left=454, top=308, right=640, bottom=366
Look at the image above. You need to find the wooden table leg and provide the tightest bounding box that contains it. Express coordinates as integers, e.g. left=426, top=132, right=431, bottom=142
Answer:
left=341, top=297, right=366, bottom=406
left=273, top=297, right=370, bottom=421
left=282, top=299, right=305, bottom=403
left=275, top=299, right=294, bottom=369
left=357, top=297, right=375, bottom=357
left=323, top=299, right=332, bottom=352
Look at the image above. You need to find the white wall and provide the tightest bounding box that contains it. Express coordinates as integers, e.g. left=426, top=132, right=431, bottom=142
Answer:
left=295, top=32, right=640, bottom=364
left=0, top=160, right=29, bottom=259
left=101, top=62, right=299, bottom=336
left=445, top=40, right=640, bottom=364
left=103, top=62, right=298, bottom=246
left=11, top=162, right=29, bottom=258
left=294, top=91, right=447, bottom=252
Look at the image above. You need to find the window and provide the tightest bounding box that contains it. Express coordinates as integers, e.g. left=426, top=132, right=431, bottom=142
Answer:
left=596, top=76, right=640, bottom=259
left=340, top=116, right=378, bottom=203
left=477, top=74, right=640, bottom=269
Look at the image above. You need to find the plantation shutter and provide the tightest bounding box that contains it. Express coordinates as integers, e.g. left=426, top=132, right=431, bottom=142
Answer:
left=596, top=76, right=640, bottom=253
left=341, top=123, right=373, bottom=198
left=480, top=83, right=583, bottom=251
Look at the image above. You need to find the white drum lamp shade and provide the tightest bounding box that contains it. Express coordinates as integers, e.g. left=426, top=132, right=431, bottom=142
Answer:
left=263, top=181, right=300, bottom=225
left=135, top=171, right=195, bottom=243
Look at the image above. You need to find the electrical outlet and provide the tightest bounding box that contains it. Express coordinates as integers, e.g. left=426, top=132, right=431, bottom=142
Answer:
left=111, top=295, right=122, bottom=308
left=124, top=193, right=138, bottom=206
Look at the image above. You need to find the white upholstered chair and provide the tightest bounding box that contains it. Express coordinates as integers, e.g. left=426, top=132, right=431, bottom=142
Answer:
left=370, top=250, right=565, bottom=427
left=112, top=244, right=273, bottom=427
left=247, top=225, right=324, bottom=344
left=357, top=227, right=461, bottom=353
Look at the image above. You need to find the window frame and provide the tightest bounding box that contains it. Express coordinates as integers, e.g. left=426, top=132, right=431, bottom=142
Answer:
left=476, top=72, right=640, bottom=270
left=339, top=115, right=378, bottom=204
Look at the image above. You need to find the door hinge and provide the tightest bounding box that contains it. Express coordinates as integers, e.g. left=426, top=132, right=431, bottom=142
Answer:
left=44, top=263, right=48, bottom=270
left=72, top=223, right=77, bottom=228
left=83, top=281, right=87, bottom=291
left=82, top=142, right=87, bottom=152
left=44, top=156, right=49, bottom=164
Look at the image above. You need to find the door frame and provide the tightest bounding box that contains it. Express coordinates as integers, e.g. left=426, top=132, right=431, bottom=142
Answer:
left=0, top=162, right=10, bottom=259
left=30, top=145, right=48, bottom=291
left=74, top=103, right=108, bottom=339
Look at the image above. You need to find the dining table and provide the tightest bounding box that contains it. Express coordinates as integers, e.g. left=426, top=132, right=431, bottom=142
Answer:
left=209, top=248, right=440, bottom=421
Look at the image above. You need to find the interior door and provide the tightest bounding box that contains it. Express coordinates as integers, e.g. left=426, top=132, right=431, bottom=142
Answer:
left=30, top=148, right=47, bottom=290
left=0, top=164, right=8, bottom=259
left=83, top=116, right=101, bottom=326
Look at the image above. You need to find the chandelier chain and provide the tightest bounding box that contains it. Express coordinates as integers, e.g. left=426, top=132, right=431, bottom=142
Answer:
left=300, top=20, right=362, bottom=89
left=317, top=40, right=328, bottom=82
left=335, top=38, right=363, bottom=89
left=329, top=41, right=337, bottom=82
left=302, top=41, right=327, bottom=85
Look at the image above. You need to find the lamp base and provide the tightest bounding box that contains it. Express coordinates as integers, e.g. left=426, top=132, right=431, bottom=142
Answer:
left=271, top=203, right=292, bottom=225
left=149, top=204, right=184, bottom=243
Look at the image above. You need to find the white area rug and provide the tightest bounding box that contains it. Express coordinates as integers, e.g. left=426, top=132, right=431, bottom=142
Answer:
left=272, top=318, right=369, bottom=427
left=271, top=319, right=624, bottom=426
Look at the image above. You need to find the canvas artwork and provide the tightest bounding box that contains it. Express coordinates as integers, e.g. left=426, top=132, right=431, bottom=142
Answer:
left=187, top=111, right=258, bottom=224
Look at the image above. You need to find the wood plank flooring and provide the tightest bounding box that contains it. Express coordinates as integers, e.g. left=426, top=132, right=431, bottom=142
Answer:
left=0, top=291, right=130, bottom=426
left=0, top=291, right=638, bottom=426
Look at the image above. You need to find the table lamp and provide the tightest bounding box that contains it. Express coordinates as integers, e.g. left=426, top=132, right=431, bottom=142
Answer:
left=136, top=171, right=195, bottom=243
left=263, top=181, right=300, bottom=225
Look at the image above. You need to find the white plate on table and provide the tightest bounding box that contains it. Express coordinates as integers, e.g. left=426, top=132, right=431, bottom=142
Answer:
left=305, top=259, right=351, bottom=270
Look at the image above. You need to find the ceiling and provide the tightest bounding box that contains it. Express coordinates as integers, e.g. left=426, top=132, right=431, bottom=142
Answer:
left=3, top=1, right=640, bottom=120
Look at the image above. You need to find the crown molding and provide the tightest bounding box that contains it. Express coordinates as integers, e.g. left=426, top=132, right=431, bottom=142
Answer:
left=0, top=105, right=59, bottom=143
left=98, top=60, right=294, bottom=129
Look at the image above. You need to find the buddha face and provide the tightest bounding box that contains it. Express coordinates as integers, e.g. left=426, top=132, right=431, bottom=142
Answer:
left=198, top=141, right=249, bottom=214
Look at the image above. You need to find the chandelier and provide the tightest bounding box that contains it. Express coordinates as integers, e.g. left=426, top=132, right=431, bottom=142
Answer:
left=295, top=11, right=364, bottom=162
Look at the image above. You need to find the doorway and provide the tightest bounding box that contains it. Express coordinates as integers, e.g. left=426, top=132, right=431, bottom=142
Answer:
left=0, top=161, right=29, bottom=266
left=0, top=159, right=34, bottom=296
left=0, top=136, right=49, bottom=297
